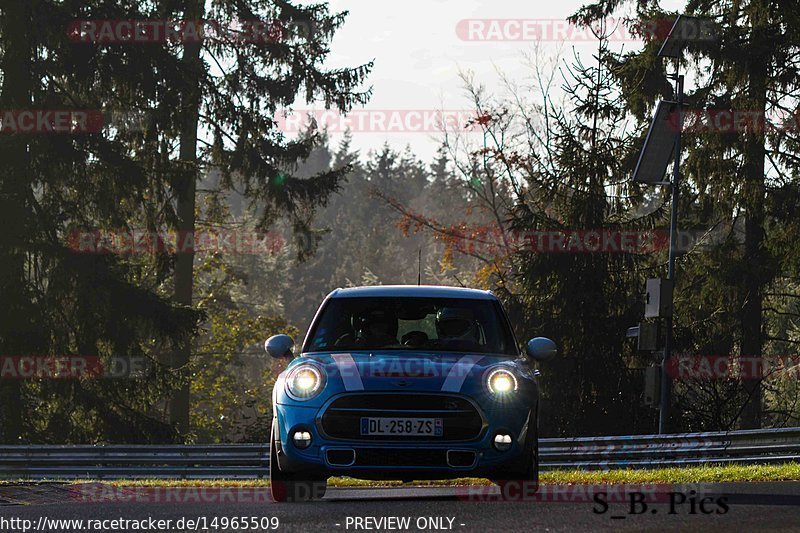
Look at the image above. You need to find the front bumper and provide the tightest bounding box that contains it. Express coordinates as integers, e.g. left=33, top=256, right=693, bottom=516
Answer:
left=272, top=392, right=533, bottom=479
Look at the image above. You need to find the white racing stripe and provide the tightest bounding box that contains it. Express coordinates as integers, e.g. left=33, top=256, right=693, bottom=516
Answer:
left=441, top=355, right=484, bottom=392
left=332, top=353, right=364, bottom=391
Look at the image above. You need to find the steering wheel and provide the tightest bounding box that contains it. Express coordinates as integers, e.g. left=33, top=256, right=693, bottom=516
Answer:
left=401, top=331, right=428, bottom=347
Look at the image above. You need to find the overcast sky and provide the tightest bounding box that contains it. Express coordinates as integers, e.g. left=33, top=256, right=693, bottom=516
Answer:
left=290, top=0, right=683, bottom=164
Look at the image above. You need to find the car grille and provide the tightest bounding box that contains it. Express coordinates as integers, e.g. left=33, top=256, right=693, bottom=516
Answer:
left=320, top=393, right=484, bottom=442
left=353, top=448, right=448, bottom=467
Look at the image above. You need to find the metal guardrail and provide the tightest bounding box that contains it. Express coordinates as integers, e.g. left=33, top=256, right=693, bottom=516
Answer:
left=538, top=426, right=800, bottom=471
left=1, top=428, right=799, bottom=479
left=0, top=444, right=268, bottom=479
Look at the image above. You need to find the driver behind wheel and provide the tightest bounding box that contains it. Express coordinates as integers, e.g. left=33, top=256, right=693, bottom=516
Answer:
left=352, top=309, right=398, bottom=347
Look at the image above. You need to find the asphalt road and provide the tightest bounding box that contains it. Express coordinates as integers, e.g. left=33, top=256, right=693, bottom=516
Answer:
left=2, top=483, right=800, bottom=532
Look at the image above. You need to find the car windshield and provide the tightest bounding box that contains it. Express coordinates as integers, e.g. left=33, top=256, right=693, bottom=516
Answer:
left=304, top=297, right=517, bottom=355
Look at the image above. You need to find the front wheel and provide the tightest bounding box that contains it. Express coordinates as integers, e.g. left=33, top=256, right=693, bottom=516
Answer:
left=491, top=420, right=539, bottom=500
left=269, top=425, right=327, bottom=502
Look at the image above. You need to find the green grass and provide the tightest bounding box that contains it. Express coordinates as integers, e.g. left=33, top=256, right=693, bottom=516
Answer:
left=540, top=463, right=800, bottom=484
left=45, top=462, right=800, bottom=488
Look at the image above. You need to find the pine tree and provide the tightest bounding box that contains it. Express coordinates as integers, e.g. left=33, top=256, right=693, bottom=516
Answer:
left=156, top=0, right=372, bottom=433
left=573, top=0, right=800, bottom=429
left=377, top=30, right=654, bottom=435
left=509, top=27, right=653, bottom=435
left=0, top=0, right=372, bottom=442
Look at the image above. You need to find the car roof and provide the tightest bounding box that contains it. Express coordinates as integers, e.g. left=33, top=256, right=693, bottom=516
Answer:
left=327, top=285, right=496, bottom=300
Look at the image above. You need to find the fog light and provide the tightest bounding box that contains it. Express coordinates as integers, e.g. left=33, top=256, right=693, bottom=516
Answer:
left=493, top=433, right=512, bottom=451
left=292, top=430, right=312, bottom=449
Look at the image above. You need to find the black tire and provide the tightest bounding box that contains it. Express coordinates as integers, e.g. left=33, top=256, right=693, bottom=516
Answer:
left=492, top=418, right=539, bottom=500
left=269, top=425, right=327, bottom=502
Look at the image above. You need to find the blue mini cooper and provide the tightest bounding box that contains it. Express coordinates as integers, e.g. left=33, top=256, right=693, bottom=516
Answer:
left=265, top=285, right=556, bottom=501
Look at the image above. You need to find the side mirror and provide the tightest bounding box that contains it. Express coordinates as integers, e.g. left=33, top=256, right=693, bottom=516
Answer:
left=526, top=337, right=557, bottom=361
left=265, top=334, right=294, bottom=358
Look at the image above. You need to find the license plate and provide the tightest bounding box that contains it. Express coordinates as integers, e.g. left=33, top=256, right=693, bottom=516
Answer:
left=360, top=417, right=443, bottom=436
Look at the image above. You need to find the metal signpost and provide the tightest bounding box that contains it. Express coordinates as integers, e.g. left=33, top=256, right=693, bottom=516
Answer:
left=632, top=15, right=715, bottom=433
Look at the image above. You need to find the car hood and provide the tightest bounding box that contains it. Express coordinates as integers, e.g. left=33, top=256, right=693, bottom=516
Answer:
left=287, top=351, right=527, bottom=396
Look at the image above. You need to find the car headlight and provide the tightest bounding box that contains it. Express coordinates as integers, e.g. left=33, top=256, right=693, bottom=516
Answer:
left=286, top=364, right=325, bottom=400
left=486, top=368, right=518, bottom=394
